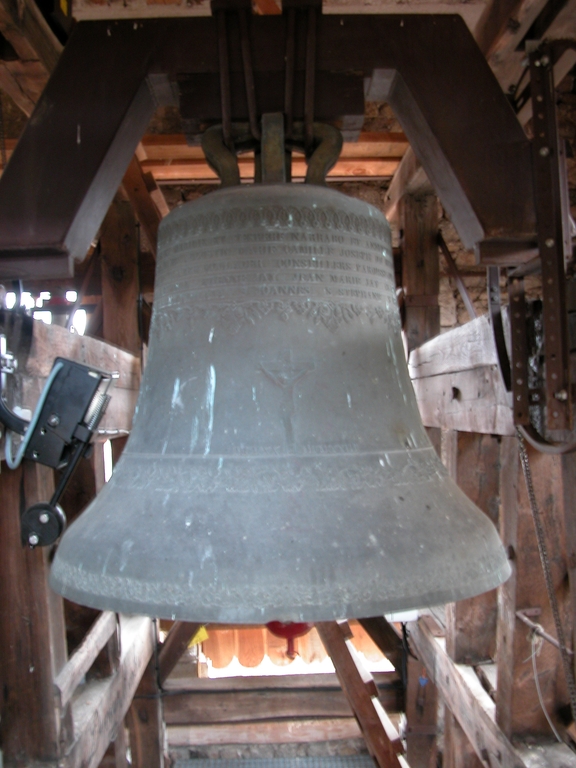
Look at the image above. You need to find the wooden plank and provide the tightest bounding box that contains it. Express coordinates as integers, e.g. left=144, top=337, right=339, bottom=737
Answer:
left=164, top=682, right=404, bottom=725
left=317, top=621, right=405, bottom=768
left=408, top=616, right=528, bottom=768
left=63, top=616, right=155, bottom=768
left=165, top=689, right=359, bottom=725
left=158, top=621, right=202, bottom=686
left=55, top=611, right=118, bottom=708
left=143, top=156, right=401, bottom=183
left=408, top=314, right=500, bottom=380
left=410, top=365, right=514, bottom=436
left=163, top=671, right=400, bottom=693
left=168, top=718, right=364, bottom=747
left=138, top=132, right=408, bottom=161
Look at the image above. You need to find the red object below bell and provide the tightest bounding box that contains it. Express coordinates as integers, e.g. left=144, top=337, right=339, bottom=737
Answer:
left=267, top=621, right=313, bottom=659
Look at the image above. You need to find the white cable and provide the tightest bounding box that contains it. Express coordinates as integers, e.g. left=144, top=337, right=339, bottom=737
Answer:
left=530, top=630, right=563, bottom=743
left=5, top=361, right=64, bottom=469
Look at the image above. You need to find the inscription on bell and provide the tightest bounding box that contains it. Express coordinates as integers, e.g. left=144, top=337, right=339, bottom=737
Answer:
left=157, top=202, right=395, bottom=315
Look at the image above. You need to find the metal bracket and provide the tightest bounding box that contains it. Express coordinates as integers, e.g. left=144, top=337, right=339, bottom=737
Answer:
left=529, top=43, right=572, bottom=431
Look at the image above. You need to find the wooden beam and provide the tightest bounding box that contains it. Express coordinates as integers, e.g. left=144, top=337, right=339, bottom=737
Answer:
left=168, top=717, right=365, bottom=748
left=127, top=649, right=166, bottom=768
left=163, top=670, right=399, bottom=693
left=138, top=132, right=408, bottom=161
left=158, top=622, right=202, bottom=686
left=54, top=611, right=118, bottom=709
left=358, top=617, right=403, bottom=678
left=164, top=685, right=402, bottom=725
left=143, top=156, right=402, bottom=183
left=401, top=194, right=439, bottom=353
left=444, top=431, right=501, bottom=665
left=497, top=445, right=571, bottom=736
left=0, top=461, right=71, bottom=761
left=383, top=148, right=432, bottom=226
left=121, top=153, right=168, bottom=258
left=316, top=621, right=407, bottom=768
left=63, top=617, right=155, bottom=768
left=405, top=654, right=438, bottom=768
left=100, top=198, right=141, bottom=355
left=474, top=0, right=532, bottom=58
left=409, top=616, right=528, bottom=768
left=13, top=317, right=141, bottom=436
left=408, top=314, right=514, bottom=436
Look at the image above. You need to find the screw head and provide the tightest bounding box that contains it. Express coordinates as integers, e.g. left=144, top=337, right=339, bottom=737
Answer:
left=39, top=512, right=50, bottom=524
left=555, top=389, right=568, bottom=401
left=48, top=413, right=60, bottom=427
left=545, top=238, right=555, bottom=248
left=539, top=146, right=550, bottom=157
left=540, top=55, right=550, bottom=66
left=28, top=533, right=40, bottom=546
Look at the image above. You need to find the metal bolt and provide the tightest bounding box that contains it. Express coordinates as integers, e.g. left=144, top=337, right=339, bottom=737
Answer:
left=545, top=238, right=555, bottom=248
left=48, top=413, right=60, bottom=427
left=534, top=59, right=541, bottom=67
left=32, top=451, right=39, bottom=459
left=539, top=146, right=550, bottom=157
left=28, top=533, right=39, bottom=546
left=555, top=389, right=568, bottom=401
left=540, top=55, right=550, bottom=66
left=39, top=512, right=50, bottom=524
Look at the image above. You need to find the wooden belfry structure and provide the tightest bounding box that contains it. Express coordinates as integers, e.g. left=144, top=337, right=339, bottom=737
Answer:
left=0, top=0, right=576, bottom=766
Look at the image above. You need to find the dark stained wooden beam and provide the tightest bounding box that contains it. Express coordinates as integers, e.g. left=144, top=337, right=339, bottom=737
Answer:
left=100, top=198, right=141, bottom=355
left=0, top=462, right=71, bottom=761
left=158, top=622, right=202, bottom=686
left=316, top=621, right=406, bottom=768
left=0, top=14, right=536, bottom=275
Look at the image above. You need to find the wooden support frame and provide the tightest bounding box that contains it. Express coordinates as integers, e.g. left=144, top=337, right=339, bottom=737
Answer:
left=0, top=13, right=535, bottom=274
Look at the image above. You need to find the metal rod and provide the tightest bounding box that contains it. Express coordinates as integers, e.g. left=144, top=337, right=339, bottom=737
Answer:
left=239, top=8, right=260, bottom=141
left=437, top=232, right=477, bottom=320
left=304, top=6, right=317, bottom=153
left=217, top=10, right=233, bottom=150
left=515, top=610, right=573, bottom=655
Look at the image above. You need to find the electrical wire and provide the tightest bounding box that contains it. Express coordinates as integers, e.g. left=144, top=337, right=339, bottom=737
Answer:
left=530, top=630, right=563, bottom=742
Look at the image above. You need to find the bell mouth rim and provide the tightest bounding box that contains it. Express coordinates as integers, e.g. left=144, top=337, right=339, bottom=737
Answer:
left=50, top=560, right=511, bottom=625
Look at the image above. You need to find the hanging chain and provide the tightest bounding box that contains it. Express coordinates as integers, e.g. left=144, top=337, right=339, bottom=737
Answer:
left=517, top=428, right=576, bottom=723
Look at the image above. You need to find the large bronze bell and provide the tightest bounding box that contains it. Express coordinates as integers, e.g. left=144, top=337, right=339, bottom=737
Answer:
left=50, top=182, right=510, bottom=622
